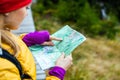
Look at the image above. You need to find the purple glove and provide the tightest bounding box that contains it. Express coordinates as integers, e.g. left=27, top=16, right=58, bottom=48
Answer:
left=22, top=30, right=50, bottom=47
left=49, top=66, right=66, bottom=80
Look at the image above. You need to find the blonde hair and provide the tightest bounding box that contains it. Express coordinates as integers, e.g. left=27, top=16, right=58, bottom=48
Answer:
left=0, top=14, right=19, bottom=56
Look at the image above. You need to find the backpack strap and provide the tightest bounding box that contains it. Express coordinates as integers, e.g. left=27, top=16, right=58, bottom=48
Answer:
left=0, top=49, right=31, bottom=79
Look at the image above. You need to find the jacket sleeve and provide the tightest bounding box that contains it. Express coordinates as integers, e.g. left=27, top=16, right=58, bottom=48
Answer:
left=46, top=76, right=60, bottom=80
left=46, top=66, right=66, bottom=80
left=0, top=58, right=21, bottom=80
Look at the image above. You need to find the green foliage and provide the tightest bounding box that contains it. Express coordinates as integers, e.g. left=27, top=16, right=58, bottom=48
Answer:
left=56, top=0, right=86, bottom=22
left=32, top=0, right=58, bottom=15
left=77, top=14, right=119, bottom=39
left=75, top=2, right=99, bottom=33
left=32, top=0, right=120, bottom=39
left=55, top=1, right=119, bottom=39
left=32, top=3, right=45, bottom=14
left=97, top=20, right=118, bottom=39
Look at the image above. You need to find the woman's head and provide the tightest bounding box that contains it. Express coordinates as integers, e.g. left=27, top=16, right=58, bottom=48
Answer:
left=0, top=0, right=32, bottom=56
left=0, top=0, right=32, bottom=30
left=3, top=7, right=28, bottom=30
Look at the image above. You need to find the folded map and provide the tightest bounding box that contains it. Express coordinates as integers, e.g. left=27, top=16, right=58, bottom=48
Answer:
left=29, top=25, right=86, bottom=70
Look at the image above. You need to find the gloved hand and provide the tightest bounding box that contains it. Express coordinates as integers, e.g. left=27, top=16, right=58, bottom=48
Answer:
left=22, top=30, right=62, bottom=47
left=48, top=53, right=73, bottom=80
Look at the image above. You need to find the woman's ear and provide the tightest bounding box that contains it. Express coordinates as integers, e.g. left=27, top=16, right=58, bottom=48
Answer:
left=4, top=13, right=9, bottom=16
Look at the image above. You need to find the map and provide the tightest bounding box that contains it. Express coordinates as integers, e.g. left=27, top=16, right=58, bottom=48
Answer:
left=29, top=25, right=86, bottom=70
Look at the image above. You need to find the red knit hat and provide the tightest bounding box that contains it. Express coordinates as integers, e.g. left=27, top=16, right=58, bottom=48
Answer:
left=0, top=0, right=32, bottom=13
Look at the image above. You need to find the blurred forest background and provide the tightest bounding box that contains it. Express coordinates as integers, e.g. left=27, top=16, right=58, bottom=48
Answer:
left=31, top=0, right=120, bottom=80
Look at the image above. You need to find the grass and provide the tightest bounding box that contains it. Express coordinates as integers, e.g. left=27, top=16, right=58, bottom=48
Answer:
left=65, top=38, right=120, bottom=80
left=32, top=15, right=120, bottom=80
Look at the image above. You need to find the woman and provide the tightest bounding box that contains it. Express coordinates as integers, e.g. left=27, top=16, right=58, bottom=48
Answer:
left=0, top=0, right=73, bottom=80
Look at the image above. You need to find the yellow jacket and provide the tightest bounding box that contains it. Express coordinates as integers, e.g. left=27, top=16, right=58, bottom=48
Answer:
left=0, top=33, right=60, bottom=80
